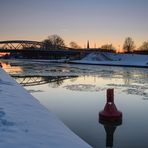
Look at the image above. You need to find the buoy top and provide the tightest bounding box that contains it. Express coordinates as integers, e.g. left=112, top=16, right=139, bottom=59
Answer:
left=107, top=89, right=114, bottom=103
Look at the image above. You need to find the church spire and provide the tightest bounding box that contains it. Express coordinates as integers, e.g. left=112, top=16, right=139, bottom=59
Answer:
left=87, top=40, right=90, bottom=49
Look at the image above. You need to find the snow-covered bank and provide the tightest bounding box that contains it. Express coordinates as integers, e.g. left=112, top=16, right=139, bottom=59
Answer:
left=70, top=52, right=148, bottom=68
left=0, top=68, right=91, bottom=148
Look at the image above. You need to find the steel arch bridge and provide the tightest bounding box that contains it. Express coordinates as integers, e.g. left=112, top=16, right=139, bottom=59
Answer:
left=0, top=40, right=43, bottom=50
left=0, top=40, right=90, bottom=59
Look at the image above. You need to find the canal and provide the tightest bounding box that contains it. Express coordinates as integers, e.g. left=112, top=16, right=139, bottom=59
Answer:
left=1, top=60, right=148, bottom=148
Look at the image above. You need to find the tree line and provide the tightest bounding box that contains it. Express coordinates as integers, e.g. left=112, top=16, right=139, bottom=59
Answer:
left=122, top=37, right=148, bottom=53
left=43, top=34, right=148, bottom=53
left=42, top=34, right=81, bottom=50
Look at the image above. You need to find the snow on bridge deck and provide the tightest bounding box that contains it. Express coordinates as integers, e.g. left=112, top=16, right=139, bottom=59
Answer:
left=0, top=68, right=91, bottom=148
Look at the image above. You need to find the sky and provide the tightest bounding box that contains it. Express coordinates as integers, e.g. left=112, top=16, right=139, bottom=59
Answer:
left=0, top=0, right=148, bottom=49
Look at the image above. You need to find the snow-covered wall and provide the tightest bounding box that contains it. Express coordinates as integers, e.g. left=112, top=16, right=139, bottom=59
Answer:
left=0, top=68, right=91, bottom=148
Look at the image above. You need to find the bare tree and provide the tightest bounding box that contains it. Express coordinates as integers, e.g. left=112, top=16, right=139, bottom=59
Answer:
left=69, top=41, right=81, bottom=49
left=123, top=37, right=135, bottom=52
left=43, top=34, right=65, bottom=50
left=43, top=39, right=52, bottom=50
left=138, top=41, right=148, bottom=51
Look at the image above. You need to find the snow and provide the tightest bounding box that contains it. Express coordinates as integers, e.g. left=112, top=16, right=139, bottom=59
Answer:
left=71, top=52, right=148, bottom=67
left=0, top=68, right=91, bottom=148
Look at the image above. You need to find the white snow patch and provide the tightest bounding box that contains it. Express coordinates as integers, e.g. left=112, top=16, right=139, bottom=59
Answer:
left=71, top=52, right=148, bottom=67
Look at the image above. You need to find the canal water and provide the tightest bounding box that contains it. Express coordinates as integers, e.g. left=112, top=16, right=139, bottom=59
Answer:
left=1, top=60, right=148, bottom=148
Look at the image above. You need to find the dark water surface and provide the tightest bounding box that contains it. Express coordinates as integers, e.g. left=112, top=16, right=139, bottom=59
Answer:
left=1, top=60, right=148, bottom=148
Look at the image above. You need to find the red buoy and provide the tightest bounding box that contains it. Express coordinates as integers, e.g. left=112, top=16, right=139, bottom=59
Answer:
left=99, top=89, right=122, bottom=123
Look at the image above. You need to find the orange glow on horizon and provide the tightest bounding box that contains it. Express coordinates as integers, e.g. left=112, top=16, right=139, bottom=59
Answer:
left=0, top=61, right=23, bottom=73
left=0, top=34, right=143, bottom=52
left=0, top=52, right=10, bottom=56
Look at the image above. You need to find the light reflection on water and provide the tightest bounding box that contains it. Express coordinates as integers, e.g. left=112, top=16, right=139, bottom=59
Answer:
left=1, top=60, right=148, bottom=148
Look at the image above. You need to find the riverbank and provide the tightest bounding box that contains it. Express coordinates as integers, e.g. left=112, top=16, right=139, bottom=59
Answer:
left=70, top=52, right=148, bottom=68
left=0, top=68, right=91, bottom=148
left=1, top=52, right=148, bottom=68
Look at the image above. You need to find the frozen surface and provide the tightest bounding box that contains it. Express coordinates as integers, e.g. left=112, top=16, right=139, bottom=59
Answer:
left=1, top=60, right=148, bottom=148
left=64, top=84, right=102, bottom=92
left=0, top=68, right=91, bottom=148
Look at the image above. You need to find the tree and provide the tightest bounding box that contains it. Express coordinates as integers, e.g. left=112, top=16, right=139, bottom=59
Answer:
left=42, top=39, right=52, bottom=49
left=101, top=44, right=116, bottom=51
left=43, top=34, right=65, bottom=50
left=138, top=41, right=148, bottom=51
left=123, top=37, right=135, bottom=52
left=69, top=41, right=81, bottom=49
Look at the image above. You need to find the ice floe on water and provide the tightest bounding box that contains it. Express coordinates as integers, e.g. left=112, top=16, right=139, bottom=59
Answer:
left=28, top=89, right=44, bottom=93
left=64, top=84, right=105, bottom=92
left=2, top=59, right=148, bottom=98
left=123, top=88, right=148, bottom=98
left=108, top=83, right=148, bottom=99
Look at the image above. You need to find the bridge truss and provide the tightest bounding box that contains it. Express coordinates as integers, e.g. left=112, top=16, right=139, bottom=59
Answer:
left=0, top=40, right=43, bottom=49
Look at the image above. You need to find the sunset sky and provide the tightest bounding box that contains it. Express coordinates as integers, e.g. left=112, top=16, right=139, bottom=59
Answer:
left=0, top=0, right=148, bottom=49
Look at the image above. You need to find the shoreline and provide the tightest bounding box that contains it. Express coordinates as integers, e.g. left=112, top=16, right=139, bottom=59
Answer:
left=69, top=61, right=148, bottom=68
left=0, top=68, right=91, bottom=148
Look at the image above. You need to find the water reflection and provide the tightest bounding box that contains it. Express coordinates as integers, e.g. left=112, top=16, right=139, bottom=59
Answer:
left=13, top=76, right=78, bottom=86
left=1, top=60, right=148, bottom=148
left=99, top=119, right=122, bottom=148
left=0, top=61, right=23, bottom=74
left=2, top=59, right=148, bottom=99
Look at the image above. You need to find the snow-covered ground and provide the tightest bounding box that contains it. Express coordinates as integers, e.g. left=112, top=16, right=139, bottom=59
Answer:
left=70, top=52, right=148, bottom=67
left=0, top=68, right=91, bottom=148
